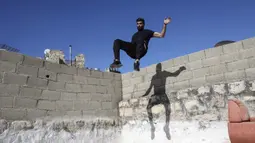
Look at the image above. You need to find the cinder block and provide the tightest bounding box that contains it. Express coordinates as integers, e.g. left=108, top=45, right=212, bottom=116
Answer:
left=0, top=97, right=13, bottom=108
left=100, top=79, right=112, bottom=86
left=77, top=93, right=91, bottom=101
left=22, top=55, right=44, bottom=67
left=65, top=83, right=82, bottom=92
left=146, top=64, right=157, bottom=74
left=222, top=41, right=243, bottom=54
left=44, top=61, right=61, bottom=73
left=96, top=86, right=107, bottom=93
left=0, top=61, right=16, bottom=72
left=206, top=73, right=225, bottom=84
left=121, top=72, right=132, bottom=80
left=240, top=48, right=255, bottom=59
left=48, top=81, right=65, bottom=91
left=38, top=68, right=57, bottom=81
left=130, top=76, right=144, bottom=85
left=202, top=57, right=220, bottom=67
left=122, top=86, right=134, bottom=95
left=122, top=80, right=130, bottom=88
left=131, top=68, right=147, bottom=78
left=102, top=72, right=114, bottom=79
left=60, top=64, right=77, bottom=75
left=188, top=50, right=205, bottom=62
left=161, top=59, right=174, bottom=70
left=209, top=64, right=227, bottom=75
left=144, top=73, right=155, bottom=82
left=37, top=100, right=56, bottom=110
left=3, top=72, right=28, bottom=85
left=187, top=60, right=202, bottom=70
left=227, top=59, right=249, bottom=71
left=189, top=77, right=206, bottom=88
left=173, top=80, right=190, bottom=90
left=87, top=101, right=101, bottom=110
left=41, top=90, right=61, bottom=100
left=242, top=37, right=255, bottom=49
left=0, top=50, right=24, bottom=64
left=246, top=68, right=255, bottom=80
left=61, top=92, right=77, bottom=101
left=77, top=68, right=90, bottom=77
left=56, top=101, right=73, bottom=111
left=91, top=93, right=111, bottom=101
left=114, top=73, right=121, bottom=81
left=26, top=109, right=47, bottom=120
left=87, top=77, right=100, bottom=85
left=101, top=102, right=113, bottom=110
left=57, top=73, right=73, bottom=82
left=176, top=71, right=193, bottom=81
left=192, top=67, right=210, bottom=78
left=20, top=87, right=42, bottom=99
left=1, top=108, right=26, bottom=120
left=66, top=111, right=82, bottom=116
left=173, top=55, right=189, bottom=66
left=248, top=58, right=255, bottom=68
left=80, top=84, right=96, bottom=93
left=73, top=101, right=88, bottom=110
left=122, top=94, right=132, bottom=100
left=205, top=47, right=223, bottom=58
left=27, top=76, right=48, bottom=89
left=0, top=83, right=19, bottom=96
left=90, top=70, right=102, bottom=78
left=225, top=70, right=246, bottom=82
left=137, top=82, right=151, bottom=91
left=95, top=109, right=118, bottom=117
left=73, top=75, right=87, bottom=84
left=14, top=97, right=37, bottom=108
left=220, top=52, right=240, bottom=63
left=16, top=65, right=38, bottom=77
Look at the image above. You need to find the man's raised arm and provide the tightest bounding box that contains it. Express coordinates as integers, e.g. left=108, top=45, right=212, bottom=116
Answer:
left=153, top=17, right=171, bottom=38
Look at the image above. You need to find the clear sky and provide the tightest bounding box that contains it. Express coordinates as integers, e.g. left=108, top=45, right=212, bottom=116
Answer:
left=1, top=0, right=255, bottom=73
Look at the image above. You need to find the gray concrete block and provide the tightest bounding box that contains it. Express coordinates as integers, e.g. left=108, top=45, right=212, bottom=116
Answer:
left=130, top=76, right=144, bottom=85
left=90, top=70, right=102, bottom=78
left=46, top=110, right=66, bottom=117
left=161, top=59, right=174, bottom=70
left=27, top=76, right=48, bottom=89
left=239, top=48, right=255, bottom=59
left=189, top=77, right=207, bottom=88
left=96, top=86, right=107, bottom=93
left=95, top=109, right=118, bottom=117
left=20, top=87, right=42, bottom=99
left=222, top=41, right=243, bottom=54
left=121, top=72, right=132, bottom=81
left=122, top=94, right=132, bottom=100
left=205, top=47, right=223, bottom=58
left=227, top=59, right=249, bottom=71
left=77, top=93, right=91, bottom=101
left=73, top=75, right=87, bottom=84
left=103, top=72, right=114, bottom=79
left=248, top=58, right=255, bottom=68
left=44, top=61, right=61, bottom=73
left=41, top=90, right=61, bottom=100
left=61, top=92, right=77, bottom=101
left=130, top=68, right=147, bottom=78
left=114, top=73, right=121, bottom=81
left=0, top=50, right=24, bottom=64
left=56, top=101, right=73, bottom=111
left=173, top=55, right=189, bottom=66
left=57, top=73, right=73, bottom=82
left=91, top=93, right=111, bottom=101
left=101, top=102, right=113, bottom=110
left=187, top=60, right=202, bottom=70
left=176, top=71, right=193, bottom=81
left=146, top=64, right=157, bottom=73
left=22, top=55, right=44, bottom=67
left=220, top=52, right=240, bottom=63
left=100, top=79, right=112, bottom=86
left=14, top=97, right=37, bottom=108
left=66, top=111, right=82, bottom=116
left=202, top=57, right=220, bottom=67
left=173, top=80, right=190, bottom=90
left=60, top=64, right=77, bottom=75
left=0, top=83, right=19, bottom=96
left=73, top=101, right=88, bottom=110
left=137, top=82, right=151, bottom=91
left=224, top=70, right=246, bottom=82
left=122, top=86, right=135, bottom=95
left=3, top=72, right=28, bottom=85
left=122, top=80, right=130, bottom=88
left=206, top=73, right=225, bottom=85
left=1, top=108, right=26, bottom=120
left=0, top=61, right=16, bottom=72
left=144, top=73, right=155, bottom=82
left=87, top=77, right=100, bottom=85
left=48, top=81, right=65, bottom=91
left=38, top=68, right=57, bottom=81
left=192, top=67, right=210, bottom=78
left=242, top=37, right=255, bottom=49
left=37, top=100, right=56, bottom=110
left=80, top=84, right=96, bottom=93
left=16, top=65, right=38, bottom=77
left=188, top=50, right=205, bottom=62
left=246, top=68, right=255, bottom=80
left=26, top=109, right=47, bottom=120
left=87, top=101, right=101, bottom=110
left=209, top=64, right=227, bottom=75
left=77, top=68, right=90, bottom=77
left=66, top=83, right=82, bottom=92
left=0, top=97, right=13, bottom=108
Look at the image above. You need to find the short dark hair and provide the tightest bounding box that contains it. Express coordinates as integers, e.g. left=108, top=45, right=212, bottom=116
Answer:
left=136, top=17, right=145, bottom=24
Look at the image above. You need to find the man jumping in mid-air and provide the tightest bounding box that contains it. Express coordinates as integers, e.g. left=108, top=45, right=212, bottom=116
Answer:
left=110, top=17, right=171, bottom=71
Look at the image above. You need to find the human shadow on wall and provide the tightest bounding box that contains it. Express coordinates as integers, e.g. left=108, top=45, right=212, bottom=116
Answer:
left=142, top=63, right=186, bottom=140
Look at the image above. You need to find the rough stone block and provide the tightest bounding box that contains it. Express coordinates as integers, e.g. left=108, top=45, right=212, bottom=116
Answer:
left=41, top=90, right=61, bottom=100
left=61, top=92, right=77, bottom=101
left=48, top=81, right=65, bottom=91
left=205, top=46, right=223, bottom=58
left=173, top=80, right=190, bottom=90
left=14, top=97, right=37, bottom=108
left=225, top=70, right=246, bottom=82
left=38, top=68, right=57, bottom=81
left=20, top=87, right=42, bottom=99
left=65, top=83, right=82, bottom=92
left=173, top=55, right=189, bottom=66
left=0, top=83, right=19, bottom=96
left=0, top=50, right=24, bottom=64
left=242, top=37, right=255, bottom=49
left=176, top=71, right=193, bottom=81
left=227, top=59, right=249, bottom=71
left=22, top=55, right=44, bottom=67
left=77, top=93, right=91, bottom=101
left=246, top=68, right=255, bottom=80
left=56, top=101, right=73, bottom=111
left=206, top=73, right=225, bottom=84
left=228, top=81, right=246, bottom=95
left=202, top=57, right=220, bottom=67
left=208, top=64, right=227, bottom=75
left=27, top=76, right=48, bottom=89
left=3, top=72, right=28, bottom=85
left=87, top=77, right=100, bottom=85
left=60, top=64, right=77, bottom=75
left=119, top=108, right=133, bottom=117
left=240, top=48, right=255, bottom=59
left=192, top=67, right=210, bottom=78
left=188, top=50, right=205, bottom=62
left=190, top=77, right=207, bottom=88
left=187, top=60, right=202, bottom=70
left=1, top=108, right=26, bottom=120
left=91, top=93, right=111, bottom=101
left=90, top=70, right=102, bottom=78
left=213, top=84, right=227, bottom=95
left=77, top=68, right=90, bottom=77
left=37, top=100, right=56, bottom=110
left=220, top=52, right=240, bottom=63
left=222, top=41, right=243, bottom=54
left=81, top=84, right=96, bottom=93
left=0, top=97, right=13, bottom=108
left=101, top=102, right=113, bottom=109
left=26, top=109, right=47, bottom=120
left=73, top=75, right=87, bottom=84
left=57, top=73, right=73, bottom=82
left=0, top=61, right=16, bottom=72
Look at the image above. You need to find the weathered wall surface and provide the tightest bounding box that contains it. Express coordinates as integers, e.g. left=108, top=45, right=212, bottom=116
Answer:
left=0, top=50, right=122, bottom=121
left=120, top=37, right=255, bottom=121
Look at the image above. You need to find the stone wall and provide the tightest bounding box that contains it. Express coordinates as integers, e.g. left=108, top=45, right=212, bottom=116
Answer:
left=120, top=37, right=255, bottom=121
left=0, top=50, right=122, bottom=121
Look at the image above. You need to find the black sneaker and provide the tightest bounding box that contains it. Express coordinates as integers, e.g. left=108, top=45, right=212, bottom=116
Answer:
left=134, top=61, right=140, bottom=71
left=110, top=60, right=122, bottom=68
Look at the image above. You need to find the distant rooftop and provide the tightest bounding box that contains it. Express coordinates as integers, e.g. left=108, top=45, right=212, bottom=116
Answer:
left=0, top=44, right=20, bottom=52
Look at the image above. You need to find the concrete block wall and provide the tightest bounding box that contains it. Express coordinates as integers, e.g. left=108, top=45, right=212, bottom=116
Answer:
left=0, top=50, right=122, bottom=121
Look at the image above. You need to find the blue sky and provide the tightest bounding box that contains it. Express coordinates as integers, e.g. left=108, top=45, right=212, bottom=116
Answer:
left=1, top=0, right=255, bottom=73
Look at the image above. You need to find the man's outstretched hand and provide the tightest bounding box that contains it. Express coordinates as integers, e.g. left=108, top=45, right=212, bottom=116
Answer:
left=179, top=66, right=186, bottom=71
left=164, top=17, right=171, bottom=25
